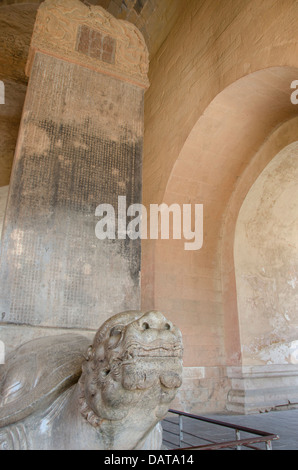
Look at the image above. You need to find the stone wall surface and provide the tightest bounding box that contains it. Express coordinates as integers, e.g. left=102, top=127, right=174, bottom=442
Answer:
left=142, top=0, right=298, bottom=360
left=141, top=0, right=298, bottom=412
left=227, top=365, right=298, bottom=414
left=235, top=142, right=298, bottom=366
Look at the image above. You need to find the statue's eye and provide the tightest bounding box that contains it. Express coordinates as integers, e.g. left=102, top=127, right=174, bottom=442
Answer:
left=99, top=368, right=111, bottom=381
left=108, top=326, right=123, bottom=349
left=110, top=326, right=122, bottom=337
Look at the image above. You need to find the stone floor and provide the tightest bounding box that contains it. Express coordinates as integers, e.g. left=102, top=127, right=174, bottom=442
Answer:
left=162, top=408, right=298, bottom=450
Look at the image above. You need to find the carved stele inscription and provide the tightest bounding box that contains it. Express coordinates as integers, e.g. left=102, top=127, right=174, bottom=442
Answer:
left=25, top=0, right=149, bottom=89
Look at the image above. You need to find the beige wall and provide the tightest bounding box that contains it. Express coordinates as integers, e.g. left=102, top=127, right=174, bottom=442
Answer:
left=235, top=142, right=298, bottom=366
left=142, top=0, right=298, bottom=378
left=143, top=0, right=298, bottom=207
left=142, top=67, right=298, bottom=370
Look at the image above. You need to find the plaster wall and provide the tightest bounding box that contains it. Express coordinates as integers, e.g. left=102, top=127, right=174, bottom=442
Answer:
left=141, top=0, right=298, bottom=412
left=223, top=121, right=298, bottom=413
left=142, top=0, right=298, bottom=366
left=143, top=0, right=298, bottom=208
left=234, top=142, right=298, bottom=366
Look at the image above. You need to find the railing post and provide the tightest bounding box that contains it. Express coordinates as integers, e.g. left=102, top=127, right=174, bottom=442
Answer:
left=266, top=440, right=272, bottom=450
left=235, top=429, right=241, bottom=450
left=164, top=409, right=278, bottom=451
left=179, top=414, right=183, bottom=448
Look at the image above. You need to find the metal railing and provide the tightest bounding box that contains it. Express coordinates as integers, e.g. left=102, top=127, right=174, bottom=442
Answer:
left=162, top=409, right=279, bottom=450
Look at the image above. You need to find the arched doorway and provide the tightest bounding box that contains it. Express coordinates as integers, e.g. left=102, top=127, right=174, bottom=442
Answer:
left=235, top=141, right=298, bottom=366
left=142, top=67, right=298, bottom=413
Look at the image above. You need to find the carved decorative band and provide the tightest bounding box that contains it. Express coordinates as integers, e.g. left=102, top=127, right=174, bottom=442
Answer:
left=25, top=0, right=149, bottom=89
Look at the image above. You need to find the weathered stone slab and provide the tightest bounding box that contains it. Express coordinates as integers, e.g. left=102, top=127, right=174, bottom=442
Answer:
left=0, top=0, right=149, bottom=331
left=0, top=52, right=144, bottom=329
left=25, top=0, right=149, bottom=89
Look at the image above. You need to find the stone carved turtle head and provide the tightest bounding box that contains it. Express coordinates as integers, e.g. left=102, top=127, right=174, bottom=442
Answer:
left=78, top=310, right=183, bottom=427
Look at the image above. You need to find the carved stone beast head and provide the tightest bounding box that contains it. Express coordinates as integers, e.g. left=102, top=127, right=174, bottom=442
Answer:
left=78, top=310, right=183, bottom=427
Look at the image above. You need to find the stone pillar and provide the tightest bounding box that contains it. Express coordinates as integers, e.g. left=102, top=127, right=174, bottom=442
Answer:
left=0, top=0, right=149, bottom=346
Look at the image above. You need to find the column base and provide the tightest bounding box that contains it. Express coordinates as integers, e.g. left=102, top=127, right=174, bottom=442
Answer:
left=227, top=365, right=298, bottom=414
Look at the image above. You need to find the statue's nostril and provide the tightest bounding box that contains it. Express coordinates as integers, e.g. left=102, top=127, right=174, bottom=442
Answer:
left=165, top=323, right=171, bottom=330
left=142, top=322, right=150, bottom=330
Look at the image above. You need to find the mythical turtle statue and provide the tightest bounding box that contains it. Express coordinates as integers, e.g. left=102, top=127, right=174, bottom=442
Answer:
left=0, top=310, right=183, bottom=450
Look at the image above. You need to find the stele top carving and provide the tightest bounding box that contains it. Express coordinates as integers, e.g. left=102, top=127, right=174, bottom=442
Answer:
left=25, top=0, right=150, bottom=89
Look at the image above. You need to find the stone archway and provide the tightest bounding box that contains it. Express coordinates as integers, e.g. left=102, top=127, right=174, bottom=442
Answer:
left=226, top=139, right=298, bottom=413
left=234, top=142, right=298, bottom=366
left=143, top=67, right=298, bottom=413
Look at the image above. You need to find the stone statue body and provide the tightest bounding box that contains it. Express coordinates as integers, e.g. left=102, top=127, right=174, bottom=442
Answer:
left=0, top=311, right=183, bottom=450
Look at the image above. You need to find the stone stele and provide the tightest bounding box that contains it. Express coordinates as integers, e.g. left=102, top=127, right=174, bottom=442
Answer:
left=0, top=310, right=183, bottom=450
